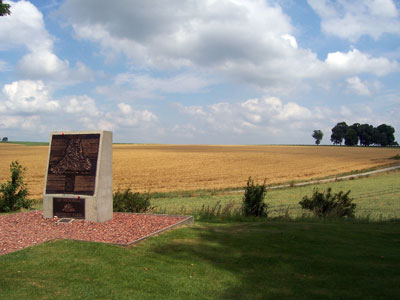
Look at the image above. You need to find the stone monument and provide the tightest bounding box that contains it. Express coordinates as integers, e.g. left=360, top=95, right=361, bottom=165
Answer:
left=43, top=130, right=113, bottom=222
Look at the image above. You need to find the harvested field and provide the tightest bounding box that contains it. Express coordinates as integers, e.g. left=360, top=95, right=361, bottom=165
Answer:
left=0, top=143, right=398, bottom=199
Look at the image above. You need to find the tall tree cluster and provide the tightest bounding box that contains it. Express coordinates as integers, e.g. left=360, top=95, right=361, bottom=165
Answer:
left=331, top=122, right=398, bottom=146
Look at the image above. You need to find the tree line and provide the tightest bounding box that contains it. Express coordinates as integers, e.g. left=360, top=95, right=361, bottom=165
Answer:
left=330, top=122, right=397, bottom=146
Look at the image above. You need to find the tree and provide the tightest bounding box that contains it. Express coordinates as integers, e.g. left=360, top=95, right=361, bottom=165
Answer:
left=358, top=124, right=374, bottom=146
left=331, top=122, right=348, bottom=145
left=312, top=130, right=323, bottom=145
left=344, top=128, right=358, bottom=146
left=372, top=127, right=383, bottom=146
left=348, top=123, right=360, bottom=145
left=0, top=0, right=11, bottom=16
left=376, top=124, right=396, bottom=146
left=0, top=161, right=32, bottom=212
left=242, top=177, right=268, bottom=217
left=331, top=121, right=397, bottom=147
left=2, top=137, right=8, bottom=142
left=350, top=123, right=360, bottom=134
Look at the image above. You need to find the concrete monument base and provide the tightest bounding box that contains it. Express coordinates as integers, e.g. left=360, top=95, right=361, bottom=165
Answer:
left=42, top=130, right=113, bottom=222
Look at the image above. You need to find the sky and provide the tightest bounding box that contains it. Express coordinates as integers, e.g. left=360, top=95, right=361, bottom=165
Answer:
left=0, top=0, right=399, bottom=144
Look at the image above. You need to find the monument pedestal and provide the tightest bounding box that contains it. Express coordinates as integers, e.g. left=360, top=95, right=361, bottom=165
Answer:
left=42, top=131, right=113, bottom=222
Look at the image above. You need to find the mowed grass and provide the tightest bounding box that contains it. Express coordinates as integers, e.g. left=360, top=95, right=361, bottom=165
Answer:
left=0, top=143, right=399, bottom=199
left=1, top=220, right=399, bottom=299
left=151, top=169, right=400, bottom=220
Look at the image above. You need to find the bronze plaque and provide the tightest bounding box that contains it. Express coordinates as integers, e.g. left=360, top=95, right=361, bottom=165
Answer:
left=53, top=197, right=85, bottom=219
left=46, top=134, right=100, bottom=195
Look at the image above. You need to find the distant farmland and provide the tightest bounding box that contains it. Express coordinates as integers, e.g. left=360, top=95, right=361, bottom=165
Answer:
left=0, top=143, right=398, bottom=199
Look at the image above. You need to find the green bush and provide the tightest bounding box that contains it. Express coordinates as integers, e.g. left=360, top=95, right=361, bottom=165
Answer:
left=242, top=177, right=268, bottom=217
left=299, top=187, right=356, bottom=218
left=0, top=161, right=32, bottom=212
left=113, top=187, right=152, bottom=213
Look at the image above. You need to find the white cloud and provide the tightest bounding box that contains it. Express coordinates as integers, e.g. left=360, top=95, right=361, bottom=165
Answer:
left=112, top=104, right=157, bottom=127
left=1, top=80, right=59, bottom=112
left=75, top=101, right=157, bottom=130
left=59, top=0, right=309, bottom=93
left=340, top=105, right=352, bottom=117
left=0, top=78, right=158, bottom=140
left=62, top=98, right=158, bottom=131
left=346, top=76, right=371, bottom=96
left=97, top=119, right=115, bottom=131
left=307, top=0, right=400, bottom=41
left=281, top=34, right=298, bottom=49
left=171, top=124, right=205, bottom=139
left=368, top=0, right=398, bottom=18
left=65, top=95, right=100, bottom=116
left=60, top=0, right=399, bottom=95
left=173, top=95, right=400, bottom=144
left=241, top=97, right=312, bottom=121
left=61, top=0, right=293, bottom=67
left=0, top=1, right=93, bottom=83
left=116, top=73, right=211, bottom=94
left=0, top=1, right=52, bottom=52
left=277, top=102, right=312, bottom=120
left=325, top=48, right=399, bottom=76
left=177, top=105, right=206, bottom=117
left=97, top=72, right=212, bottom=101
left=178, top=97, right=314, bottom=136
left=117, top=103, right=132, bottom=115
left=0, top=115, right=43, bottom=130
left=17, top=50, right=69, bottom=79
left=0, top=80, right=58, bottom=137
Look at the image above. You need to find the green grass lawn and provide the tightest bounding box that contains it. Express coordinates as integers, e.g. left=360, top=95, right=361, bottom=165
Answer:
left=151, top=169, right=400, bottom=220
left=1, top=220, right=399, bottom=299
left=1, top=168, right=399, bottom=299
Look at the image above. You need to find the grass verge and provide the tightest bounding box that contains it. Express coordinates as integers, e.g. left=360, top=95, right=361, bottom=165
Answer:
left=4, top=141, right=49, bottom=146
left=0, top=220, right=399, bottom=299
left=151, top=169, right=400, bottom=220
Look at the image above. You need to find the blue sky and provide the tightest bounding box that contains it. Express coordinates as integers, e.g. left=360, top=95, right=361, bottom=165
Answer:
left=0, top=0, right=399, bottom=144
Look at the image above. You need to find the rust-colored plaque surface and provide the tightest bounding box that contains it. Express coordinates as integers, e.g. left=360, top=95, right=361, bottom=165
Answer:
left=46, top=134, right=100, bottom=195
left=53, top=197, right=85, bottom=219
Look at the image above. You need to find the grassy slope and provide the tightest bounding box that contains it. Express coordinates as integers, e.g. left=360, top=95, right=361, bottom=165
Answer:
left=0, top=220, right=399, bottom=299
left=151, top=169, right=400, bottom=220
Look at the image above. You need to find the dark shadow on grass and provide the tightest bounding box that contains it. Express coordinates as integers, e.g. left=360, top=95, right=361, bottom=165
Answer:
left=151, top=220, right=400, bottom=300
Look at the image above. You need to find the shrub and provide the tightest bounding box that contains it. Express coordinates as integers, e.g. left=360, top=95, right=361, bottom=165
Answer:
left=0, top=161, right=32, bottom=212
left=113, top=187, right=152, bottom=213
left=299, top=188, right=356, bottom=218
left=242, top=177, right=268, bottom=217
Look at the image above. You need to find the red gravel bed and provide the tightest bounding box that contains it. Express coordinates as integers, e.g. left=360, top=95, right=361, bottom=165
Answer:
left=0, top=211, right=191, bottom=256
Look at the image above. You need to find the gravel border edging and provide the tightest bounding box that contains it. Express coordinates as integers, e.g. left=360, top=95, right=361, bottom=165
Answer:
left=0, top=211, right=194, bottom=256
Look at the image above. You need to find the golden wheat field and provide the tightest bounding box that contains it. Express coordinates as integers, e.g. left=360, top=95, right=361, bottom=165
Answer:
left=0, top=143, right=398, bottom=199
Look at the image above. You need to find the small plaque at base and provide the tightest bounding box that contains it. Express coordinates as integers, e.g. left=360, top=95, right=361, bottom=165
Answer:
left=53, top=197, right=85, bottom=219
